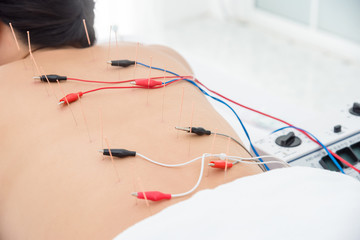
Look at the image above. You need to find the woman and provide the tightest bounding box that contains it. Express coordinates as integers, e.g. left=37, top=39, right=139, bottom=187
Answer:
left=0, top=0, right=96, bottom=65
left=0, top=0, right=263, bottom=239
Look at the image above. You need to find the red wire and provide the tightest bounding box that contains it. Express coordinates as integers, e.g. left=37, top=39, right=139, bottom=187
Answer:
left=152, top=75, right=192, bottom=80
left=69, top=74, right=357, bottom=172
left=67, top=78, right=133, bottom=84
left=83, top=86, right=144, bottom=94
left=67, top=75, right=192, bottom=84
left=195, top=79, right=360, bottom=173
left=81, top=78, right=183, bottom=94
left=330, top=151, right=359, bottom=171
left=75, top=75, right=359, bottom=173
left=155, top=79, right=182, bottom=88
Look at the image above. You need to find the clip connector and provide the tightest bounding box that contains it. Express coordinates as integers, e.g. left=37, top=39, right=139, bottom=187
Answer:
left=130, top=78, right=163, bottom=88
left=209, top=160, right=233, bottom=169
left=100, top=148, right=136, bottom=158
left=59, top=92, right=83, bottom=105
left=34, top=74, right=67, bottom=82
left=131, top=191, right=172, bottom=201
left=175, top=127, right=211, bottom=136
left=107, top=60, right=136, bottom=67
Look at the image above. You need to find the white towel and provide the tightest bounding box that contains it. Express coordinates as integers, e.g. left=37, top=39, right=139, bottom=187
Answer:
left=114, top=167, right=360, bottom=240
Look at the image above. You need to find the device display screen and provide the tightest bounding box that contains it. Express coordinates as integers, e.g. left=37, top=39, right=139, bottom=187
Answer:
left=336, top=147, right=359, bottom=166
left=319, top=155, right=341, bottom=172
left=350, top=142, right=360, bottom=161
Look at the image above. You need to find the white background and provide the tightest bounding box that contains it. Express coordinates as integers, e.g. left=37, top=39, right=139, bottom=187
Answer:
left=93, top=0, right=360, bottom=142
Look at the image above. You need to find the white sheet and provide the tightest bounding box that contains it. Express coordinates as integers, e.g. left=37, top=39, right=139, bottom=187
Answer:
left=114, top=167, right=360, bottom=240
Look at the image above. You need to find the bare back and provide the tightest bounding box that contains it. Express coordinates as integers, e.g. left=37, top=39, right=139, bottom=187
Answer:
left=0, top=44, right=262, bottom=239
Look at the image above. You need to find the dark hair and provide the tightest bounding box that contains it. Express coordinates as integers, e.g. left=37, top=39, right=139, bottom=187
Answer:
left=0, top=0, right=96, bottom=48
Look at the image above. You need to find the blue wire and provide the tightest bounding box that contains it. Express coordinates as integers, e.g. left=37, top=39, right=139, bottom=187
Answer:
left=271, top=126, right=345, bottom=174
left=138, top=61, right=346, bottom=173
left=136, top=62, right=180, bottom=77
left=184, top=79, right=270, bottom=171
left=137, top=61, right=270, bottom=171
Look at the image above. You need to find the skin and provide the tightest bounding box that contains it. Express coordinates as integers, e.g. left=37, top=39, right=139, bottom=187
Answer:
left=0, top=22, right=29, bottom=65
left=0, top=24, right=263, bottom=239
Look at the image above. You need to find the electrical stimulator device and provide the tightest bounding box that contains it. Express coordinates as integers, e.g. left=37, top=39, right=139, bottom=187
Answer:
left=252, top=102, right=360, bottom=180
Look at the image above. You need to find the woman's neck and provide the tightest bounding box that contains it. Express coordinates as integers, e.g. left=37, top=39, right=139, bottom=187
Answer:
left=0, top=22, right=31, bottom=66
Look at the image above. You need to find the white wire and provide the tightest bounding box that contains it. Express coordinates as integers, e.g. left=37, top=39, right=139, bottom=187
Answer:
left=135, top=153, right=290, bottom=199
left=226, top=155, right=274, bottom=160
left=136, top=153, right=203, bottom=167
left=226, top=156, right=290, bottom=167
left=172, top=153, right=206, bottom=198
left=136, top=153, right=275, bottom=168
left=231, top=159, right=290, bottom=167
left=172, top=154, right=288, bottom=198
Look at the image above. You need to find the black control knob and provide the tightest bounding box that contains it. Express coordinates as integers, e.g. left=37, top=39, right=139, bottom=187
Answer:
left=349, top=102, right=360, bottom=116
left=333, top=125, right=342, bottom=133
left=275, top=131, right=301, bottom=147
